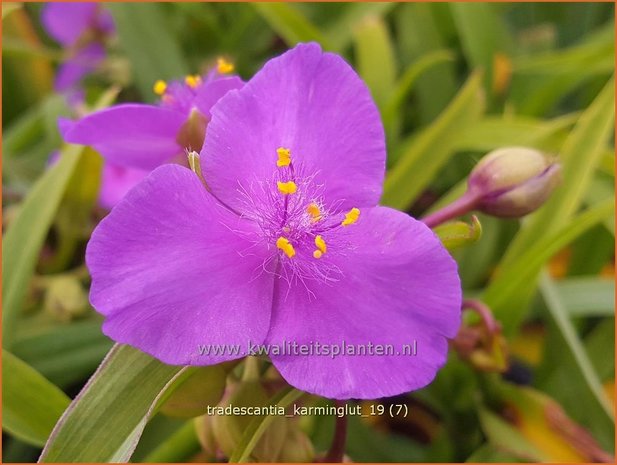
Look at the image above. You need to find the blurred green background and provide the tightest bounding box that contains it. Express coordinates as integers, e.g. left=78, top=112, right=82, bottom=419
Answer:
left=2, top=2, right=615, bottom=463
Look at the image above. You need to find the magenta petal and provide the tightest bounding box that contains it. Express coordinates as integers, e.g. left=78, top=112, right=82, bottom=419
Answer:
left=98, top=164, right=149, bottom=209
left=54, top=43, right=105, bottom=92
left=266, top=207, right=461, bottom=399
left=202, top=43, right=386, bottom=214
left=193, top=76, right=244, bottom=118
left=41, top=2, right=96, bottom=46
left=87, top=165, right=274, bottom=365
left=62, top=104, right=186, bottom=170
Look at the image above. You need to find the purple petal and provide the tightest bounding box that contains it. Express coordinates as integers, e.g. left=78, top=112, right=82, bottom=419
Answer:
left=98, top=164, right=150, bottom=209
left=41, top=2, right=97, bottom=46
left=265, top=207, right=461, bottom=399
left=86, top=165, right=274, bottom=365
left=201, top=42, right=386, bottom=214
left=54, top=43, right=105, bottom=92
left=193, top=76, right=244, bottom=118
left=61, top=104, right=186, bottom=170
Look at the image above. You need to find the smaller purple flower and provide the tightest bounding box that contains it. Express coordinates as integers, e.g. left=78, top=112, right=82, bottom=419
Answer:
left=41, top=2, right=114, bottom=96
left=86, top=44, right=461, bottom=399
left=60, top=63, right=243, bottom=208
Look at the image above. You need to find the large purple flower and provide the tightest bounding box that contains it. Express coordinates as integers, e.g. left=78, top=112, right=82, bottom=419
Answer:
left=42, top=2, right=114, bottom=98
left=86, top=43, right=461, bottom=399
left=61, top=68, right=243, bottom=208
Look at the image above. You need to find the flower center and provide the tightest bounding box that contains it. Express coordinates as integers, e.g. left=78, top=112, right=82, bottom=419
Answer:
left=243, top=147, right=360, bottom=262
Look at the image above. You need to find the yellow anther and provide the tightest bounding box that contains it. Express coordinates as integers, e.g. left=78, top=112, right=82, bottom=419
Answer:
left=276, top=147, right=291, bottom=167
left=313, top=250, right=323, bottom=259
left=217, top=57, right=235, bottom=74
left=184, top=74, right=202, bottom=88
left=306, top=203, right=322, bottom=222
left=276, top=237, right=296, bottom=258
left=315, top=235, right=327, bottom=253
left=341, top=207, right=360, bottom=226
left=277, top=181, right=297, bottom=195
left=153, top=80, right=167, bottom=96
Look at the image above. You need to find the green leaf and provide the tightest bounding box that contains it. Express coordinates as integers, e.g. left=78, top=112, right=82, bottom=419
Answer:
left=108, top=3, right=189, bottom=99
left=477, top=406, right=544, bottom=461
left=228, top=387, right=304, bottom=463
left=2, top=145, right=83, bottom=349
left=2, top=3, right=22, bottom=20
left=538, top=273, right=614, bottom=451
left=585, top=319, right=615, bottom=382
left=251, top=3, right=332, bottom=50
left=454, top=113, right=578, bottom=153
left=553, top=277, right=615, bottom=317
left=381, top=71, right=485, bottom=209
left=324, top=3, right=395, bottom=52
left=353, top=14, right=397, bottom=109
left=450, top=3, right=514, bottom=91
left=484, top=198, right=615, bottom=331
left=434, top=216, right=482, bottom=251
left=12, top=318, right=112, bottom=389
left=382, top=49, right=455, bottom=145
left=2, top=350, right=70, bottom=447
left=39, top=345, right=189, bottom=462
left=142, top=421, right=200, bottom=463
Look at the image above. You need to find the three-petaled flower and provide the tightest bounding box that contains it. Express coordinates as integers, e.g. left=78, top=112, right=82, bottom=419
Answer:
left=60, top=62, right=242, bottom=208
left=86, top=43, right=461, bottom=399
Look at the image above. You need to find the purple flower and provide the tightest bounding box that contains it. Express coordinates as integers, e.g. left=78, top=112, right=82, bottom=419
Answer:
left=41, top=2, right=115, bottom=96
left=86, top=43, right=461, bottom=399
left=60, top=67, right=243, bottom=208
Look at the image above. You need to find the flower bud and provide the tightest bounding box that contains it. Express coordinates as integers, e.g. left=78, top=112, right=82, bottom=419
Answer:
left=43, top=276, right=89, bottom=321
left=468, top=147, right=561, bottom=218
left=211, top=381, right=287, bottom=461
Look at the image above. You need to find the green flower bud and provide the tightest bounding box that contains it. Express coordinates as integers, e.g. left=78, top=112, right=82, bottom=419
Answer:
left=211, top=381, right=287, bottom=461
left=43, top=276, right=89, bottom=321
left=277, top=426, right=315, bottom=462
left=194, top=414, right=217, bottom=460
left=468, top=147, right=561, bottom=218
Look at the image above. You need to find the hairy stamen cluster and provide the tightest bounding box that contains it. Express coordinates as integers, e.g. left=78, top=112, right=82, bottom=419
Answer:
left=238, top=147, right=361, bottom=289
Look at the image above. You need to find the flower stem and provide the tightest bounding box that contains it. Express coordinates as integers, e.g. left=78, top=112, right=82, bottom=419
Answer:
left=421, top=190, right=480, bottom=229
left=324, top=400, right=348, bottom=462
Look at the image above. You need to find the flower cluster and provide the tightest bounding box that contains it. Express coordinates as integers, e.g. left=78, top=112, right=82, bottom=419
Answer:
left=86, top=43, right=461, bottom=399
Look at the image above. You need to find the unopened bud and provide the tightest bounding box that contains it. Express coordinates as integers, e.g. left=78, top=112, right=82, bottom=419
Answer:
left=468, top=147, right=561, bottom=218
left=43, top=276, right=89, bottom=321
left=277, top=426, right=315, bottom=462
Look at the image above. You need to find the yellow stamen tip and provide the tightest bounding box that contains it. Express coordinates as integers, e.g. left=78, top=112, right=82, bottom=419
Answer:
left=276, top=147, right=291, bottom=167
left=276, top=237, right=296, bottom=258
left=342, top=207, right=360, bottom=226
left=153, top=80, right=167, bottom=95
left=313, top=250, right=323, bottom=259
left=306, top=203, right=322, bottom=222
left=184, top=75, right=202, bottom=88
left=217, top=58, right=235, bottom=74
left=314, top=235, right=327, bottom=254
left=277, top=181, right=297, bottom=195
